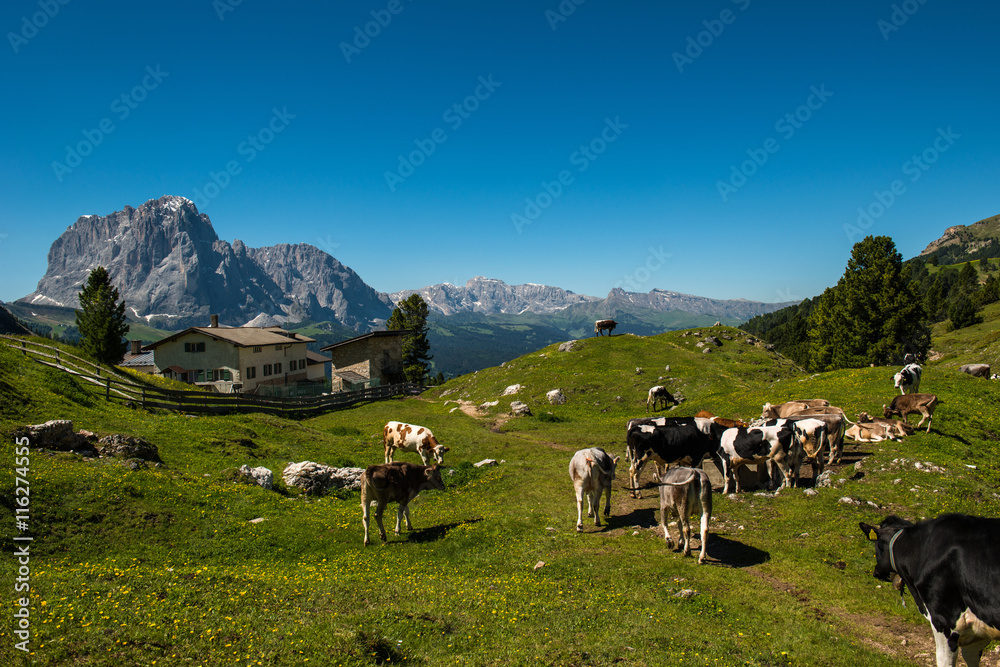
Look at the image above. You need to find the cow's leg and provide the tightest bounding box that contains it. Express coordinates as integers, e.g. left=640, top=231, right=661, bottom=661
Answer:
left=960, top=638, right=989, bottom=667
left=928, top=622, right=957, bottom=667
left=915, top=411, right=928, bottom=431
left=697, top=488, right=711, bottom=564
left=575, top=485, right=585, bottom=531
left=679, top=505, right=692, bottom=558
left=630, top=462, right=645, bottom=499
left=362, top=499, right=372, bottom=546
left=384, top=444, right=394, bottom=464
left=394, top=504, right=405, bottom=536
left=602, top=483, right=612, bottom=518
left=402, top=503, right=413, bottom=531
left=660, top=505, right=675, bottom=548
left=590, top=491, right=602, bottom=527
left=374, top=501, right=388, bottom=543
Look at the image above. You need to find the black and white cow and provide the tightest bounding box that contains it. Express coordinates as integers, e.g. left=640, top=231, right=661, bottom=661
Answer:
left=860, top=514, right=1000, bottom=667
left=646, top=385, right=678, bottom=413
left=718, top=421, right=800, bottom=494
left=894, top=363, right=923, bottom=394
left=625, top=417, right=725, bottom=499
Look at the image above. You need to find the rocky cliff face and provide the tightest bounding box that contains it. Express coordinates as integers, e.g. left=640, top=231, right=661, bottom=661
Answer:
left=20, top=196, right=392, bottom=330
left=389, top=277, right=600, bottom=315
left=603, top=288, right=795, bottom=321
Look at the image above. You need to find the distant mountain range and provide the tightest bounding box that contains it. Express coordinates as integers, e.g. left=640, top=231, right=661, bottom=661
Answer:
left=15, top=196, right=801, bottom=374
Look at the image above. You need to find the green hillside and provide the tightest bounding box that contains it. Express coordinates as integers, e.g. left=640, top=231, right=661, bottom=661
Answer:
left=2, top=327, right=998, bottom=666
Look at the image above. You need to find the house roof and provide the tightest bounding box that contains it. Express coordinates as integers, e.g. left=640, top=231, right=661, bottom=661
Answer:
left=120, top=351, right=155, bottom=367
left=333, top=370, right=369, bottom=384
left=144, top=326, right=315, bottom=350
left=306, top=350, right=331, bottom=365
left=320, top=329, right=412, bottom=352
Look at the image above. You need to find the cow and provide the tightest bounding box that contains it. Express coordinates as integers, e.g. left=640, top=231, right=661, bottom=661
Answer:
left=717, top=421, right=800, bottom=494
left=858, top=411, right=914, bottom=437
left=383, top=421, right=450, bottom=465
left=594, top=319, right=617, bottom=336
left=568, top=447, right=620, bottom=531
left=694, top=410, right=748, bottom=429
left=884, top=393, right=939, bottom=433
left=781, top=410, right=847, bottom=465
left=646, top=385, right=678, bottom=413
left=360, top=462, right=445, bottom=546
left=625, top=417, right=726, bottom=499
left=761, top=399, right=830, bottom=420
left=658, top=467, right=712, bottom=564
left=860, top=514, right=1000, bottom=667
left=894, top=363, right=923, bottom=395
left=846, top=421, right=899, bottom=443
left=790, top=418, right=828, bottom=483
left=961, top=363, right=991, bottom=378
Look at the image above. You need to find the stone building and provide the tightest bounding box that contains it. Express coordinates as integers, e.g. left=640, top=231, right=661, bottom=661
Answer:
left=320, top=330, right=410, bottom=391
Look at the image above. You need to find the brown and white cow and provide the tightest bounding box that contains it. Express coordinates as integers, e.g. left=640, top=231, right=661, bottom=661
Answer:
left=360, top=462, right=445, bottom=546
left=857, top=411, right=913, bottom=438
left=569, top=447, right=620, bottom=531
left=761, top=399, right=830, bottom=420
left=884, top=394, right=939, bottom=433
left=383, top=421, right=449, bottom=465
left=658, top=466, right=713, bottom=564
left=782, top=408, right=847, bottom=464
left=594, top=319, right=617, bottom=336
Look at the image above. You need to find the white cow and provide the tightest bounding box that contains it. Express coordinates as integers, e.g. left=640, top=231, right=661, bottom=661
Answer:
left=569, top=447, right=619, bottom=531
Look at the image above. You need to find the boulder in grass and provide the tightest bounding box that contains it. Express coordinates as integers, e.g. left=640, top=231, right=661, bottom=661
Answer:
left=511, top=401, right=532, bottom=416
left=238, top=465, right=274, bottom=490
left=546, top=389, right=566, bottom=405
left=23, top=420, right=92, bottom=452
left=97, top=434, right=161, bottom=462
left=281, top=462, right=366, bottom=494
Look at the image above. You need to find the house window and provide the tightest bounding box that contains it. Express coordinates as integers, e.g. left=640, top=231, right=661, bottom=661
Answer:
left=275, top=362, right=282, bottom=374
left=184, top=342, right=206, bottom=352
left=263, top=364, right=272, bottom=376
left=253, top=346, right=262, bottom=353
left=274, top=345, right=283, bottom=351
left=246, top=366, right=256, bottom=379
left=289, top=360, right=297, bottom=371
left=196, top=370, right=205, bottom=382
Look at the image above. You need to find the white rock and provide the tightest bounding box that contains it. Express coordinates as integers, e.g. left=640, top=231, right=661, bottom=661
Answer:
left=502, top=384, right=523, bottom=396
left=238, top=465, right=274, bottom=490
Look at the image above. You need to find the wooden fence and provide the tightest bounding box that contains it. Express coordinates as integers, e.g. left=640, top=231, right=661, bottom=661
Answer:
left=1, top=335, right=424, bottom=417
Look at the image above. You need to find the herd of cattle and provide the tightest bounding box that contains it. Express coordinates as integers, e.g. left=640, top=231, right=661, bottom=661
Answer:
left=358, top=361, right=999, bottom=666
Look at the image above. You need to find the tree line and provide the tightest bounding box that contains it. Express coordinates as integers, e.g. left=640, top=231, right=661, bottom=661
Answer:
left=743, top=235, right=998, bottom=371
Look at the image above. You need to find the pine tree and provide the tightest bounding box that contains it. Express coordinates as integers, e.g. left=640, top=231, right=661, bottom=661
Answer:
left=387, top=294, right=432, bottom=384
left=807, top=236, right=928, bottom=370
left=75, top=266, right=129, bottom=366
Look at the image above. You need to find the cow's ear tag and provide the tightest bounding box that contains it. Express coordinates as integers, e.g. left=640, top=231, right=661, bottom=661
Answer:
left=868, top=528, right=878, bottom=541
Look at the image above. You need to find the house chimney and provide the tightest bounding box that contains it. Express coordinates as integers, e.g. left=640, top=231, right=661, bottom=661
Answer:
left=130, top=340, right=142, bottom=355
left=210, top=314, right=219, bottom=328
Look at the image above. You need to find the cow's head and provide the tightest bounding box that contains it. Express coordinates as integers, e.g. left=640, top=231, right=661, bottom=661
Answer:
left=423, top=465, right=446, bottom=491
left=882, top=403, right=898, bottom=419
left=859, top=515, right=913, bottom=582
left=432, top=445, right=450, bottom=465
left=761, top=403, right=779, bottom=420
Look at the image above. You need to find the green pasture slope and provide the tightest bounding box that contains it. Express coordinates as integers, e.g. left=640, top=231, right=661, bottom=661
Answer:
left=2, top=326, right=999, bottom=666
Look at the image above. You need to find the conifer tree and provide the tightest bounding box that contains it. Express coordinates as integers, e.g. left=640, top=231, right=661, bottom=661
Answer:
left=807, top=236, right=928, bottom=370
left=387, top=294, right=432, bottom=384
left=75, top=266, right=129, bottom=366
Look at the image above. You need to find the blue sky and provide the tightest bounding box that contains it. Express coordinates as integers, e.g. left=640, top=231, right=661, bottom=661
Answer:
left=2, top=0, right=998, bottom=305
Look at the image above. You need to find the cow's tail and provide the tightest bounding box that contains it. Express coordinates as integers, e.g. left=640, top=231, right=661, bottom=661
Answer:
left=654, top=470, right=700, bottom=487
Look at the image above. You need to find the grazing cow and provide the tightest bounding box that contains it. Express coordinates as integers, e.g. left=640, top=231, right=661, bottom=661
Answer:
left=894, top=363, right=923, bottom=394
left=568, top=447, right=620, bottom=531
left=860, top=514, right=1000, bottom=667
left=646, top=385, right=678, bottom=412
left=961, top=363, right=991, bottom=378
left=625, top=417, right=725, bottom=498
left=717, top=421, right=800, bottom=494
left=884, top=393, right=939, bottom=433
left=658, top=467, right=712, bottom=564
left=790, top=418, right=828, bottom=483
left=594, top=319, right=617, bottom=336
left=360, top=462, right=445, bottom=546
left=383, top=421, right=450, bottom=465
left=761, top=399, right=830, bottom=420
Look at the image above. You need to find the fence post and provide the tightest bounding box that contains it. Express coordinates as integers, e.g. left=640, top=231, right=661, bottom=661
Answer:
left=142, top=387, right=146, bottom=409
left=105, top=378, right=111, bottom=402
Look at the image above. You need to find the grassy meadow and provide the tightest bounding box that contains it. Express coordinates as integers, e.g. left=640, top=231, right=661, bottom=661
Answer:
left=2, top=326, right=999, bottom=666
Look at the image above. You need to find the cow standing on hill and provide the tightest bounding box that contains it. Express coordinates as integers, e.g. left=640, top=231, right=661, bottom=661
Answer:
left=361, top=462, right=445, bottom=546
left=569, top=447, right=619, bottom=531
left=894, top=363, right=922, bottom=395
left=658, top=466, right=713, bottom=564
left=646, top=385, right=678, bottom=413
left=594, top=319, right=617, bottom=336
